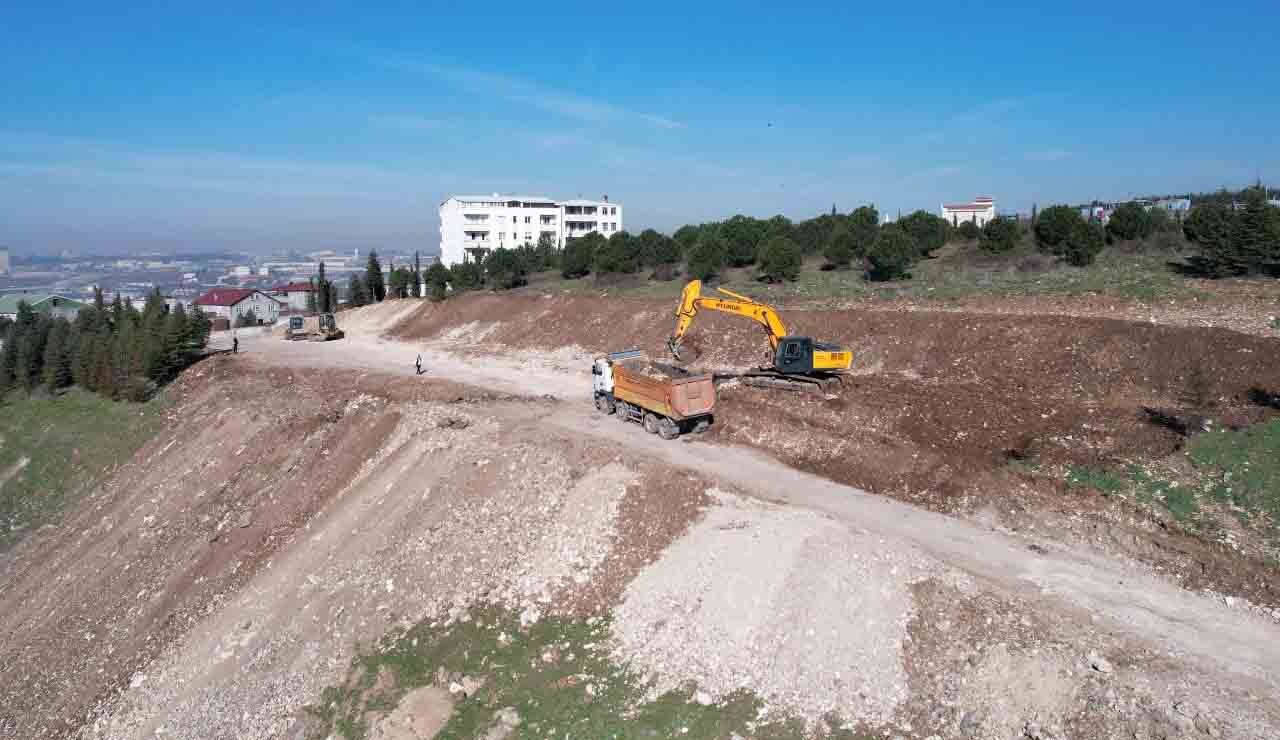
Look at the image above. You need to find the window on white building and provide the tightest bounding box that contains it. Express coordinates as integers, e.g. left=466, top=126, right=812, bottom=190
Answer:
left=524, top=216, right=531, bottom=223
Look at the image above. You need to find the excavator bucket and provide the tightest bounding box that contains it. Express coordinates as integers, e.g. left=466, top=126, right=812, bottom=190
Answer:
left=666, top=336, right=684, bottom=361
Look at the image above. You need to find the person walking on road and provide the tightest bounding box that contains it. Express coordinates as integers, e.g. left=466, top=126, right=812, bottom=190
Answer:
left=232, top=336, right=239, bottom=354
left=415, top=354, right=423, bottom=375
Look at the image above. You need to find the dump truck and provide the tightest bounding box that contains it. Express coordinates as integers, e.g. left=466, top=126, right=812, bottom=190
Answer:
left=592, top=349, right=715, bottom=439
left=284, top=313, right=344, bottom=341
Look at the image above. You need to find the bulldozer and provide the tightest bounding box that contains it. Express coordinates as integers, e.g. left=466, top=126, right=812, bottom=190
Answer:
left=667, top=280, right=851, bottom=393
left=283, top=313, right=344, bottom=341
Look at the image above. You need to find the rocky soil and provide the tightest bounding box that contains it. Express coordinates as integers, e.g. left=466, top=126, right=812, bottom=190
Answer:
left=1, top=298, right=1277, bottom=740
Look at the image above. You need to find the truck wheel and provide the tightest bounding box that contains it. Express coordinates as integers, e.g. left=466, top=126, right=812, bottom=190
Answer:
left=594, top=394, right=615, bottom=414
left=642, top=413, right=660, bottom=434
left=616, top=402, right=632, bottom=422
left=657, top=417, right=680, bottom=440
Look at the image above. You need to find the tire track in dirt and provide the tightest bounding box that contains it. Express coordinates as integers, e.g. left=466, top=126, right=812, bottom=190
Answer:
left=233, top=304, right=1280, bottom=700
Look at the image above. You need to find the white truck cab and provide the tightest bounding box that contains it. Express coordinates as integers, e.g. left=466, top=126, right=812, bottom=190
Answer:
left=591, top=349, right=642, bottom=399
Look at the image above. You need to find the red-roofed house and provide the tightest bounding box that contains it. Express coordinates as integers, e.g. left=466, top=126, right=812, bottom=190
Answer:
left=941, top=195, right=996, bottom=227
left=194, top=288, right=283, bottom=325
left=273, top=281, right=316, bottom=313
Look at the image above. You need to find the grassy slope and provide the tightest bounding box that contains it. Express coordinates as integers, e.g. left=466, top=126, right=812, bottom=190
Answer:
left=520, top=244, right=1233, bottom=304
left=0, top=389, right=165, bottom=550
left=311, top=607, right=868, bottom=740
left=1062, top=419, right=1280, bottom=557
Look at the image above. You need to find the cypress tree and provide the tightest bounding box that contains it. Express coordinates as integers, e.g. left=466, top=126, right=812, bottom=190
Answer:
left=366, top=250, right=385, bottom=302
left=317, top=262, right=330, bottom=313
left=413, top=251, right=422, bottom=297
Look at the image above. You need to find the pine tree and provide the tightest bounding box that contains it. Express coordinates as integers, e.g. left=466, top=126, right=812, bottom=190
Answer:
left=163, top=303, right=191, bottom=377
left=366, top=250, right=385, bottom=302
left=12, top=302, right=46, bottom=390
left=42, top=318, right=73, bottom=390
left=186, top=305, right=211, bottom=350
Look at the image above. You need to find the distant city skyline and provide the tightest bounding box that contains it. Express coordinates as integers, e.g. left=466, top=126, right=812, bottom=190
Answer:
left=3, top=2, right=1279, bottom=255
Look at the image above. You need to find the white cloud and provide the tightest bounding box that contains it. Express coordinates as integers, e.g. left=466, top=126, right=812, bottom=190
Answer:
left=373, top=56, right=683, bottom=130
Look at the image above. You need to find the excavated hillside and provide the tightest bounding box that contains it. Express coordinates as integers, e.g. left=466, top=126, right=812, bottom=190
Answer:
left=392, top=292, right=1280, bottom=607
left=1, top=298, right=1278, bottom=740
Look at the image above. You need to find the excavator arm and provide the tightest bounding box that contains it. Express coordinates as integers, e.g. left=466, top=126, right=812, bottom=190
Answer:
left=667, top=279, right=790, bottom=360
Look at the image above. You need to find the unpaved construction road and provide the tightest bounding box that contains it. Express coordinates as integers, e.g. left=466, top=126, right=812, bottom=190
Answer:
left=2, top=297, right=1278, bottom=740
left=230, top=303, right=1280, bottom=701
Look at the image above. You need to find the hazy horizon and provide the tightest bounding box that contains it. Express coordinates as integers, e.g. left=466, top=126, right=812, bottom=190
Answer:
left=4, top=2, right=1278, bottom=256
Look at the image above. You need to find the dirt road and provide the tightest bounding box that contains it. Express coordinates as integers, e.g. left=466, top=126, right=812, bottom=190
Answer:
left=236, top=306, right=1280, bottom=698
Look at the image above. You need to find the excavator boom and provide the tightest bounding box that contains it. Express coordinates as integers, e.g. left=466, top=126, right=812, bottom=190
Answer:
left=666, top=280, right=853, bottom=383
left=668, top=280, right=790, bottom=359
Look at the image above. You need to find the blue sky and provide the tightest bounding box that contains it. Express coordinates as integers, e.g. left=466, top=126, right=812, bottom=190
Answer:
left=3, top=1, right=1278, bottom=255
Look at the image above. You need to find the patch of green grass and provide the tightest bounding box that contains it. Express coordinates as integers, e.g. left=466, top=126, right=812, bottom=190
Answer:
left=1188, top=419, right=1280, bottom=527
left=0, top=389, right=166, bottom=550
left=1067, top=464, right=1201, bottom=523
left=1065, top=465, right=1125, bottom=494
left=309, top=607, right=870, bottom=740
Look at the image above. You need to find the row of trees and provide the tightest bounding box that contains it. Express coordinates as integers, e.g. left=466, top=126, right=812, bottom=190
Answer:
left=0, top=289, right=211, bottom=401
left=1182, top=187, right=1280, bottom=275
left=351, top=188, right=1278, bottom=302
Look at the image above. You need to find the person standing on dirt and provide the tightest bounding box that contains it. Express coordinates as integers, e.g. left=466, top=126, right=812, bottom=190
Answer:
left=233, top=336, right=239, bottom=354
left=415, top=354, right=423, bottom=375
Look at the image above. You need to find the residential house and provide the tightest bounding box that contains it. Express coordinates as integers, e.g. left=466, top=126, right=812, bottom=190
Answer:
left=273, top=281, right=317, bottom=313
left=194, top=288, right=282, bottom=325
left=940, top=196, right=996, bottom=227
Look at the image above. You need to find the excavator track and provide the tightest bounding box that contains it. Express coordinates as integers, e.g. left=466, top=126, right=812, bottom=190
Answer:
left=715, top=370, right=844, bottom=396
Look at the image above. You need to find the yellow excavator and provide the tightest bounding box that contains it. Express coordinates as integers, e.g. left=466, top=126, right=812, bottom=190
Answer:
left=667, top=280, right=852, bottom=393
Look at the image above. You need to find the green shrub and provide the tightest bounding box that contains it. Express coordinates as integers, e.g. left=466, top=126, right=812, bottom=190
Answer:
left=979, top=216, right=1020, bottom=253
left=849, top=206, right=880, bottom=254
left=1062, top=220, right=1106, bottom=266
left=593, top=231, right=641, bottom=274
left=957, top=220, right=980, bottom=240
left=823, top=225, right=857, bottom=268
left=898, top=210, right=950, bottom=256
left=867, top=224, right=918, bottom=281
left=721, top=215, right=764, bottom=267
left=485, top=247, right=528, bottom=289
left=1107, top=202, right=1155, bottom=241
left=449, top=261, right=483, bottom=291
left=1035, top=205, right=1082, bottom=253
left=424, top=263, right=450, bottom=300
left=758, top=236, right=802, bottom=282
left=686, top=233, right=728, bottom=281
left=561, top=233, right=603, bottom=278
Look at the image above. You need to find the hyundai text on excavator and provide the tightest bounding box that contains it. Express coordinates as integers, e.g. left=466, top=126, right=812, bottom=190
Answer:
left=667, top=279, right=852, bottom=393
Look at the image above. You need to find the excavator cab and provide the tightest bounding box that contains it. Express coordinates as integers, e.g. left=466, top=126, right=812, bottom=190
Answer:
left=775, top=336, right=814, bottom=374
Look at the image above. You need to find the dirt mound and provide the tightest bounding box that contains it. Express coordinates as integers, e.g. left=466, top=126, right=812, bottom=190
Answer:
left=612, top=489, right=944, bottom=726
left=392, top=292, right=1280, bottom=608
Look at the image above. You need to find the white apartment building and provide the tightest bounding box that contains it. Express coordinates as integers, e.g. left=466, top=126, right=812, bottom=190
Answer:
left=438, top=194, right=623, bottom=266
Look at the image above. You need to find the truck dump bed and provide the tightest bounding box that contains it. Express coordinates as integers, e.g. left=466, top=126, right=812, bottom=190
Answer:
left=612, top=365, right=715, bottom=421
